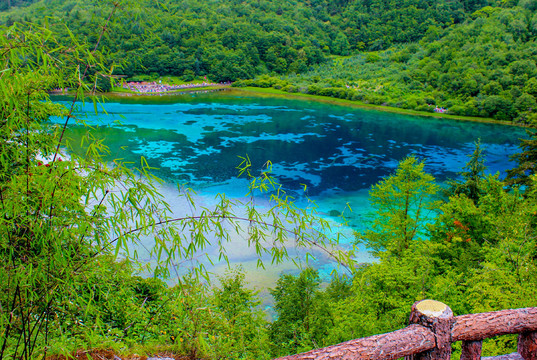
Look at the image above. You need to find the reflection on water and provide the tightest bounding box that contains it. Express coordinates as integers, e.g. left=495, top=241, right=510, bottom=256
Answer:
left=52, top=91, right=526, bottom=292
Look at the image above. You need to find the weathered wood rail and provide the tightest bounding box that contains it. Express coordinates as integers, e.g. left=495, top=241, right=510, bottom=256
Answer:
left=275, top=300, right=537, bottom=360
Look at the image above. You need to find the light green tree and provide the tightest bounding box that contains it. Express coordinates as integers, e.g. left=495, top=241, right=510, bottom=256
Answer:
left=332, top=32, right=350, bottom=56
left=210, top=268, right=270, bottom=359
left=358, top=156, right=439, bottom=257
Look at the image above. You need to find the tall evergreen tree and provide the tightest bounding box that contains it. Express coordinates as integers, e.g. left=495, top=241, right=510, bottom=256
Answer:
left=447, top=140, right=487, bottom=203
left=506, top=128, right=537, bottom=188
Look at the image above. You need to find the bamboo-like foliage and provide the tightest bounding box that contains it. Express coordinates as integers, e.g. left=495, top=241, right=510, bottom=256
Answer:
left=0, top=3, right=352, bottom=359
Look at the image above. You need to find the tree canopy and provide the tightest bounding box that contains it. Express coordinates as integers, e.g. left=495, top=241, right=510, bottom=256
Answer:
left=1, top=0, right=482, bottom=81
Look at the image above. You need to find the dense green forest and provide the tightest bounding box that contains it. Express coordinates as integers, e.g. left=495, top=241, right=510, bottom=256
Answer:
left=2, top=0, right=536, bottom=122
left=1, top=0, right=537, bottom=359
left=0, top=0, right=492, bottom=81
left=238, top=4, right=537, bottom=123
left=3, top=0, right=536, bottom=121
left=0, top=0, right=38, bottom=12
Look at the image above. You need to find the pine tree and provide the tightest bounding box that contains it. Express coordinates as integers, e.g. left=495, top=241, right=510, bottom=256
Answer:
left=447, top=140, right=487, bottom=203
left=506, top=128, right=537, bottom=188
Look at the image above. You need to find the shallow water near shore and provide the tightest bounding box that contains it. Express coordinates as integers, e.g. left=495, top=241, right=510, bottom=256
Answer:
left=53, top=91, right=527, bottom=295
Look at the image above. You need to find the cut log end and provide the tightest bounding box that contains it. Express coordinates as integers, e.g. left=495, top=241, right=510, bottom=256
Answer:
left=410, top=300, right=454, bottom=360
left=416, top=300, right=450, bottom=318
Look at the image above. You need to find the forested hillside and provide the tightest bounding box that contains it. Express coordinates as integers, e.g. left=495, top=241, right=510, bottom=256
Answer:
left=0, top=0, right=38, bottom=12
left=3, top=0, right=534, bottom=122
left=237, top=3, right=537, bottom=123
left=2, top=0, right=484, bottom=81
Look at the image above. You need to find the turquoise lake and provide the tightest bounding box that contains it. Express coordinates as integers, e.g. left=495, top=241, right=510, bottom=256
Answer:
left=54, top=90, right=527, bottom=290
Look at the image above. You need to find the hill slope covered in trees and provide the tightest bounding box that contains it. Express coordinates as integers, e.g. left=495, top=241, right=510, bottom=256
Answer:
left=1, top=0, right=485, bottom=81
left=237, top=3, right=537, bottom=123
left=3, top=0, right=535, bottom=122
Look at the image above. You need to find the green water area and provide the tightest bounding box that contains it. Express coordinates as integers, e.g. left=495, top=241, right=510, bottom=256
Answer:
left=53, top=89, right=526, bottom=292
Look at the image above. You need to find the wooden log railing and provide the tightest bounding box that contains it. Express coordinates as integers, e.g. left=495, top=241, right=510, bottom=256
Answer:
left=275, top=300, right=537, bottom=360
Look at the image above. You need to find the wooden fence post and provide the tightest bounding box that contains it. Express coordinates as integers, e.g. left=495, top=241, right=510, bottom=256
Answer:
left=518, top=331, right=537, bottom=360
left=409, top=300, right=454, bottom=360
left=461, top=340, right=483, bottom=360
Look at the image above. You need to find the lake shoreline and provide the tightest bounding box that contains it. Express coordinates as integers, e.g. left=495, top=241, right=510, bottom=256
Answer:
left=233, top=87, right=525, bottom=128
left=104, top=85, right=525, bottom=128
left=108, top=84, right=229, bottom=97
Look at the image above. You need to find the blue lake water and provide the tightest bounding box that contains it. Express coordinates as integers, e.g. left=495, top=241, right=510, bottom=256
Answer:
left=53, top=90, right=527, bottom=289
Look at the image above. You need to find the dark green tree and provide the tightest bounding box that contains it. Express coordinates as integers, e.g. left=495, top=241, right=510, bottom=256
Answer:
left=269, top=268, right=321, bottom=356
left=447, top=140, right=487, bottom=203
left=506, top=127, right=537, bottom=187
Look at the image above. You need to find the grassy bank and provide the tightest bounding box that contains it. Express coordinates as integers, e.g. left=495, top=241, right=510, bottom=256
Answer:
left=233, top=87, right=522, bottom=128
